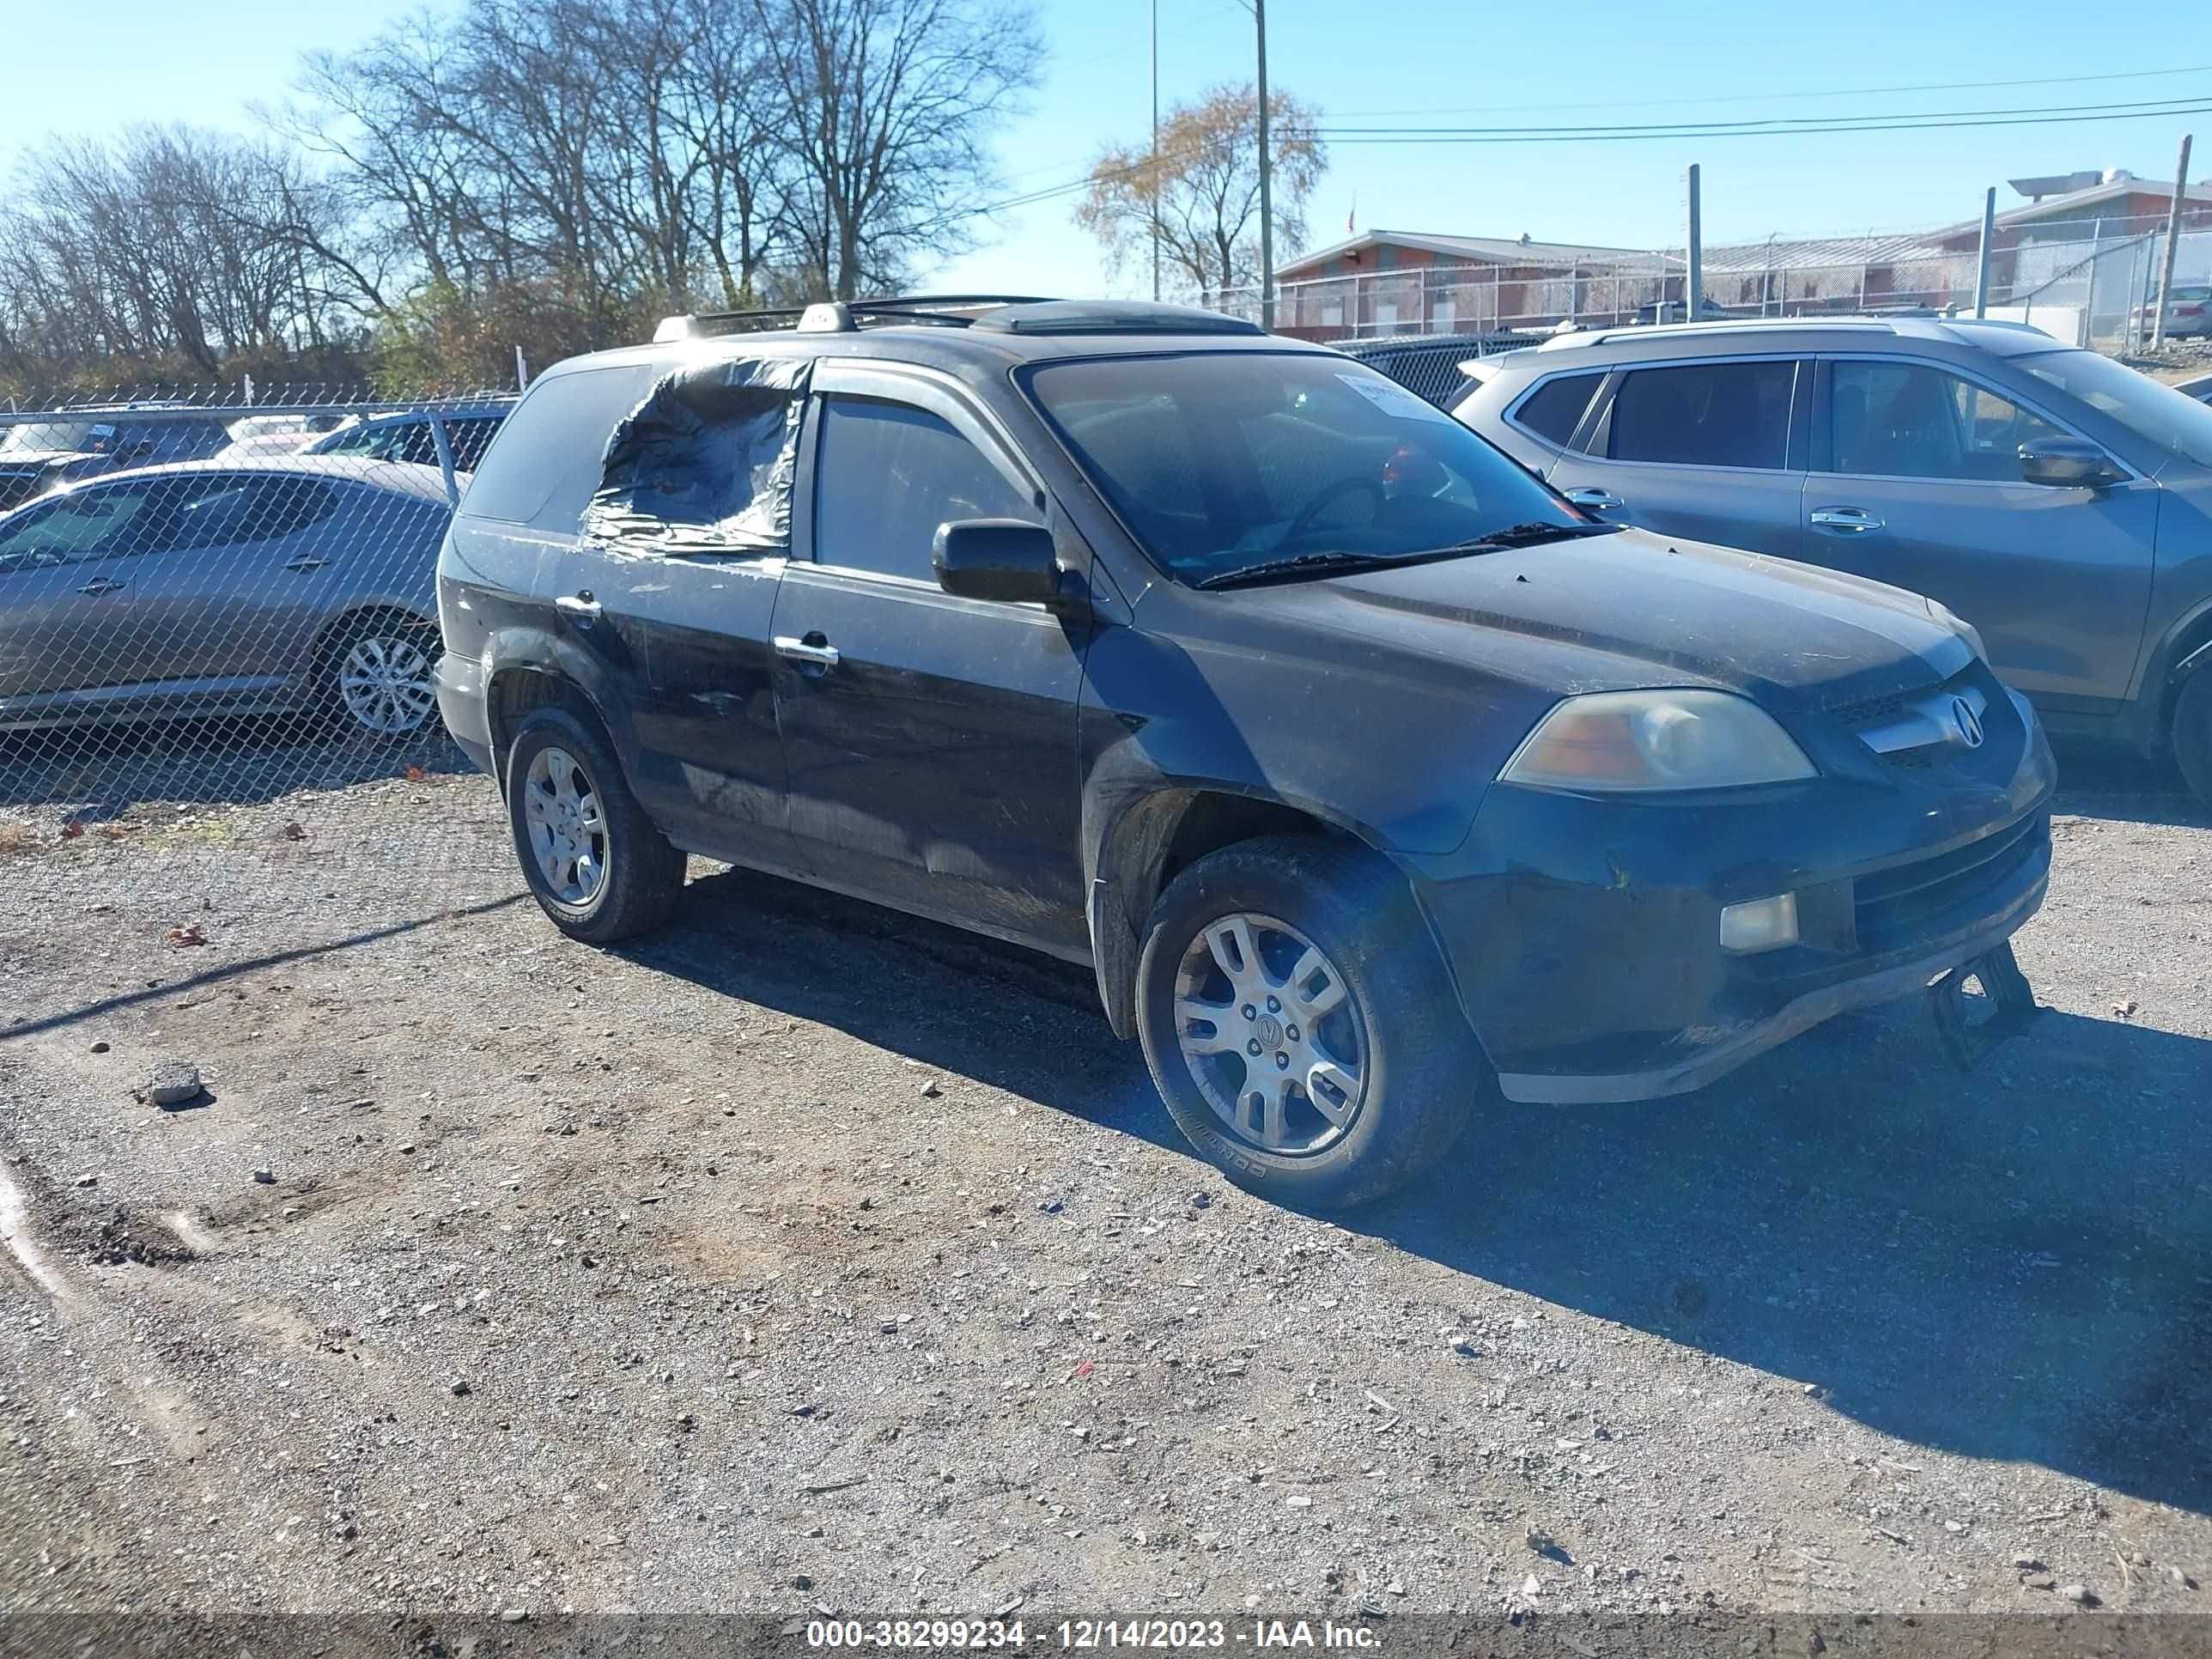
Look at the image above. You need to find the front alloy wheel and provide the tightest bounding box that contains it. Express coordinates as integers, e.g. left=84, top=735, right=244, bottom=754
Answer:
left=1135, top=835, right=1480, bottom=1209
left=1174, top=913, right=1365, bottom=1154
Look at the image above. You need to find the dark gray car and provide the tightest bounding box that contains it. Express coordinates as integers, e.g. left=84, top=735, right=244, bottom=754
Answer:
left=0, top=409, right=234, bottom=510
left=1452, top=318, right=2212, bottom=805
left=0, top=456, right=454, bottom=737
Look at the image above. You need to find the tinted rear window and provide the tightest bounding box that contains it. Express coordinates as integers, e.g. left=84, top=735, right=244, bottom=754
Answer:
left=461, top=367, right=657, bottom=530
left=1607, top=361, right=1794, bottom=469
left=1511, top=373, right=1602, bottom=446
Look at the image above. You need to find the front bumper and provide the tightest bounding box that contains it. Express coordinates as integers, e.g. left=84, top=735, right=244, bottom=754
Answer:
left=1410, top=690, right=2057, bottom=1104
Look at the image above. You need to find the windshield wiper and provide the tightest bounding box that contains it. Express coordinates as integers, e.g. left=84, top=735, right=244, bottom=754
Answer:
left=1446, top=520, right=1622, bottom=550
left=1196, top=521, right=1621, bottom=591
left=1196, top=550, right=1405, bottom=589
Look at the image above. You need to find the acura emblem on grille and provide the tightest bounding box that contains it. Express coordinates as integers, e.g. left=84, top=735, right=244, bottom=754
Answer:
left=1949, top=696, right=1985, bottom=749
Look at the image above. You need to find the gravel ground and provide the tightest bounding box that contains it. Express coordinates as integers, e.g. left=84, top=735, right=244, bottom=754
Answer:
left=0, top=736, right=2209, bottom=1630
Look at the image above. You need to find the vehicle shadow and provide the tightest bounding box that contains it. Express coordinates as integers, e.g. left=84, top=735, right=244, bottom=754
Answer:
left=2049, top=741, right=2209, bottom=830
left=1358, top=1000, right=2212, bottom=1517
left=637, top=860, right=2212, bottom=1516
left=0, top=717, right=473, bottom=818
left=617, top=861, right=1189, bottom=1157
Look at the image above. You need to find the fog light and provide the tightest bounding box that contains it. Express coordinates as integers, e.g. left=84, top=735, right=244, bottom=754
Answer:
left=1719, top=892, right=1799, bottom=954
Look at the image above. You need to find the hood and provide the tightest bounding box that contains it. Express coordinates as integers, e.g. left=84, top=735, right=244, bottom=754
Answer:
left=1243, top=526, right=1970, bottom=708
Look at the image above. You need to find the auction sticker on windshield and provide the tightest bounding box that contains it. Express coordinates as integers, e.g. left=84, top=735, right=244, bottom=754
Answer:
left=1334, top=372, right=1452, bottom=422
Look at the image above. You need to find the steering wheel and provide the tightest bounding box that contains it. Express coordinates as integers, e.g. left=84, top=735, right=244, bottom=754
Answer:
left=1282, top=476, right=1386, bottom=545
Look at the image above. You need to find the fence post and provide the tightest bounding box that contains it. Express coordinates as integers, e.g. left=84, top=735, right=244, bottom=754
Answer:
left=1684, top=163, right=1702, bottom=322
left=1972, top=187, right=1996, bottom=319
left=242, top=374, right=256, bottom=407
left=514, top=346, right=530, bottom=391
left=2153, top=134, right=2194, bottom=348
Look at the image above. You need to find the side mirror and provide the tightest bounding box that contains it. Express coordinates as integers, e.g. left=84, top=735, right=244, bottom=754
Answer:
left=2019, top=435, right=2124, bottom=489
left=933, top=518, right=1064, bottom=605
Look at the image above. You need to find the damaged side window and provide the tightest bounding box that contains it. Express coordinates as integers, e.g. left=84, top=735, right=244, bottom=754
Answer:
left=583, top=356, right=811, bottom=557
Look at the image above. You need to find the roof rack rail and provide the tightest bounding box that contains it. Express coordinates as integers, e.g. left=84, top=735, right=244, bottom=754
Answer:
left=653, top=294, right=1058, bottom=343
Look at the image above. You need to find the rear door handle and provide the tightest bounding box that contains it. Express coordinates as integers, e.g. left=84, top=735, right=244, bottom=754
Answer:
left=284, top=556, right=332, bottom=573
left=555, top=592, right=603, bottom=621
left=774, top=635, right=841, bottom=670
left=1810, top=506, right=1884, bottom=534
left=1562, top=487, right=1625, bottom=512
left=75, top=576, right=129, bottom=596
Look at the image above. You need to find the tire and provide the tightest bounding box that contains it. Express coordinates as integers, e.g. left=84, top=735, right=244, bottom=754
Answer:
left=2174, top=667, right=2212, bottom=811
left=1133, top=834, right=1481, bottom=1210
left=321, top=610, right=442, bottom=738
left=504, top=703, right=685, bottom=944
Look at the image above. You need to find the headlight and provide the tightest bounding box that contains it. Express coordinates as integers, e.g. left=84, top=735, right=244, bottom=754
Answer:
left=1499, top=690, right=1816, bottom=793
left=1927, top=599, right=1987, bottom=663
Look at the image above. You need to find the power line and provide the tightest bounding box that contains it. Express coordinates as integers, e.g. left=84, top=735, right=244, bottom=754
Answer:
left=981, top=90, right=2212, bottom=222
left=1321, top=62, right=2212, bottom=121
left=1310, top=93, right=2212, bottom=139
left=1313, top=101, right=2212, bottom=145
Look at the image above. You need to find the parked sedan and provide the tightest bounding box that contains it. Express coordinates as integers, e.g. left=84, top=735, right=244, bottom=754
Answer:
left=2128, top=284, right=2212, bottom=339
left=1453, top=316, right=2212, bottom=805
left=307, top=404, right=512, bottom=472
left=0, top=457, right=454, bottom=738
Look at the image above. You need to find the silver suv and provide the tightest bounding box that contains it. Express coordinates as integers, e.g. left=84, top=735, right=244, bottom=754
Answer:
left=1453, top=318, right=2212, bottom=805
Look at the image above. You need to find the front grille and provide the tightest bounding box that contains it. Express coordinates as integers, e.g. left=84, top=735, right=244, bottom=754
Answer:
left=1854, top=812, right=2047, bottom=951
left=1826, top=685, right=1921, bottom=729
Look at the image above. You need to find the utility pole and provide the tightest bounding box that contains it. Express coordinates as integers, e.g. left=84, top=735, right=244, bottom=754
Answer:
left=1972, top=185, right=1996, bottom=319
left=2154, top=133, right=2194, bottom=348
left=1150, top=0, right=1160, bottom=303
left=1255, top=0, right=1274, bottom=331
left=1683, top=163, right=1701, bottom=325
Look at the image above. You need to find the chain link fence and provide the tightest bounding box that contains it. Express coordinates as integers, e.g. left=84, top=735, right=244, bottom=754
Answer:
left=0, top=389, right=522, bottom=945
left=1192, top=213, right=2212, bottom=355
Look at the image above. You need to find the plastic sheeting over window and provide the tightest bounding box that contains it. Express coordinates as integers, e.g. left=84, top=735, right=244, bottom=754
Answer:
left=582, top=356, right=811, bottom=556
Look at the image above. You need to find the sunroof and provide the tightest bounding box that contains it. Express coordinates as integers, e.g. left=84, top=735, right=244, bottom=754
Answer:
left=973, top=301, right=1264, bottom=337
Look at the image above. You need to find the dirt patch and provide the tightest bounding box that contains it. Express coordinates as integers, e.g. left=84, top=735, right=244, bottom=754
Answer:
left=0, top=750, right=2208, bottom=1620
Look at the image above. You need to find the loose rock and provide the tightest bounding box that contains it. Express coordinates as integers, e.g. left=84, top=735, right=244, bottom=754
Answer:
left=2057, top=1583, right=2096, bottom=1605
left=145, top=1062, right=203, bottom=1107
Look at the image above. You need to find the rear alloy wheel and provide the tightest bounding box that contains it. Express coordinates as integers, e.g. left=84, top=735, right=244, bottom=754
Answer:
left=504, top=703, right=685, bottom=943
left=331, top=618, right=440, bottom=737
left=2174, top=666, right=2212, bottom=811
left=1135, top=835, right=1481, bottom=1209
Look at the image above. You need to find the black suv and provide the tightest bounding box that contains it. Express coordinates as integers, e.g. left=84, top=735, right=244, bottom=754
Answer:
left=435, top=297, right=2054, bottom=1206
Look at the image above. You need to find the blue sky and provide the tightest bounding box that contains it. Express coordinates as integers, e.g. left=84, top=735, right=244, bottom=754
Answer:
left=8, top=0, right=2208, bottom=297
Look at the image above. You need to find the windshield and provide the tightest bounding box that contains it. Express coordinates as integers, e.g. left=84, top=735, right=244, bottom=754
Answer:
left=0, top=420, right=103, bottom=455
left=2018, top=349, right=2212, bottom=470
left=1023, top=352, right=1588, bottom=586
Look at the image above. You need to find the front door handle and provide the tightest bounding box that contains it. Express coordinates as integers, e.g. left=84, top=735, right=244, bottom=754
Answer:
left=555, top=592, right=603, bottom=621
left=774, top=634, right=841, bottom=671
left=1810, top=506, right=1885, bottom=534
left=284, top=556, right=332, bottom=573
left=75, top=576, right=129, bottom=596
left=1562, top=487, right=1625, bottom=512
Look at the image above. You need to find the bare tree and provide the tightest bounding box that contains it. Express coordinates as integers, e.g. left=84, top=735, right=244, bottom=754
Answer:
left=1076, top=84, right=1325, bottom=301
left=754, top=0, right=1042, bottom=300
left=0, top=125, right=357, bottom=382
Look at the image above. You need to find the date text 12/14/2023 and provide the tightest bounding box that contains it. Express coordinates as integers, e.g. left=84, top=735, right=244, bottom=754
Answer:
left=804, top=1620, right=1383, bottom=1650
